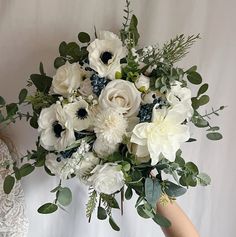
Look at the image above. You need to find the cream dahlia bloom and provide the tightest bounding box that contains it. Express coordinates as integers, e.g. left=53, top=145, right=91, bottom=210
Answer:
left=166, top=81, right=193, bottom=119
left=87, top=31, right=127, bottom=79
left=99, top=79, right=141, bottom=117
left=94, top=108, right=128, bottom=145
left=52, top=62, right=86, bottom=97
left=38, top=103, right=75, bottom=151
left=131, top=106, right=190, bottom=165
left=88, top=163, right=125, bottom=195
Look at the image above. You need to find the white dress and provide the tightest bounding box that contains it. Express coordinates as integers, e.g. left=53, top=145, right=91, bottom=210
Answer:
left=0, top=139, right=29, bottom=237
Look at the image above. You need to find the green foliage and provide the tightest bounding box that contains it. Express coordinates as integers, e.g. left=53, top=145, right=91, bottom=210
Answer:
left=109, top=216, right=120, bottom=231
left=197, top=173, right=211, bottom=186
left=0, top=96, right=6, bottom=106
left=19, top=163, right=35, bottom=177
left=163, top=181, right=187, bottom=197
left=100, top=194, right=120, bottom=209
left=125, top=186, right=133, bottom=200
left=18, top=89, right=28, bottom=104
left=137, top=204, right=151, bottom=219
left=86, top=188, right=97, bottom=220
left=57, top=187, right=72, bottom=206
left=78, top=32, right=91, bottom=43
left=153, top=213, right=171, bottom=228
left=206, top=132, right=223, bottom=140
left=187, top=71, right=202, bottom=85
left=3, top=175, right=15, bottom=194
left=145, top=178, right=162, bottom=209
left=38, top=203, right=58, bottom=214
left=30, top=74, right=53, bottom=94
left=97, top=206, right=107, bottom=220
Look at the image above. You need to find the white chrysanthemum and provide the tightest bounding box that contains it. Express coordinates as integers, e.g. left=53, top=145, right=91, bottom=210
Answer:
left=38, top=103, right=75, bottom=151
left=64, top=99, right=91, bottom=132
left=87, top=31, right=127, bottom=79
left=88, top=163, right=125, bottom=195
left=166, top=81, right=193, bottom=119
left=93, top=137, right=118, bottom=157
left=131, top=106, right=190, bottom=165
left=94, top=108, right=128, bottom=145
left=52, top=61, right=87, bottom=97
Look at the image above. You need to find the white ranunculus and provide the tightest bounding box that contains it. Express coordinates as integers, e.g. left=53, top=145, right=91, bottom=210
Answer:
left=93, top=137, right=119, bottom=158
left=64, top=99, right=91, bottom=132
left=87, top=31, right=127, bottom=79
left=99, top=79, right=141, bottom=117
left=135, top=74, right=150, bottom=92
left=88, top=163, right=124, bottom=195
left=75, top=152, right=100, bottom=184
left=45, top=153, right=74, bottom=180
left=38, top=103, right=75, bottom=151
left=166, top=81, right=193, bottom=119
left=52, top=62, right=86, bottom=97
left=131, top=106, right=190, bottom=165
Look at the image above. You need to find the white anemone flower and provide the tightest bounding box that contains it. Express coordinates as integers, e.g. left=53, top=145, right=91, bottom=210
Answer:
left=64, top=99, right=91, bottom=132
left=38, top=103, right=75, bottom=151
left=131, top=106, right=190, bottom=165
left=87, top=31, right=127, bottom=79
left=166, top=81, right=193, bottom=119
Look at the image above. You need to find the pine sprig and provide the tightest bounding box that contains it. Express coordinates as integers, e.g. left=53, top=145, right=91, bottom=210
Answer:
left=122, top=0, right=132, bottom=32
left=86, top=188, right=97, bottom=221
left=162, top=34, right=200, bottom=64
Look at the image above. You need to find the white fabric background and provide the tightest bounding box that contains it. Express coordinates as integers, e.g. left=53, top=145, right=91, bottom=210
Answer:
left=0, top=0, right=235, bottom=236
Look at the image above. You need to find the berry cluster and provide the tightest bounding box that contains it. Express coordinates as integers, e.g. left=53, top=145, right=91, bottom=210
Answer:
left=90, top=74, right=110, bottom=96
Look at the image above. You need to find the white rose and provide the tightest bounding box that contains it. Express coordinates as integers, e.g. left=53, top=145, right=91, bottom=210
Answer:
left=52, top=61, right=86, bottom=97
left=135, top=74, right=150, bottom=92
left=88, top=163, right=124, bottom=195
left=99, top=79, right=141, bottom=117
left=87, top=31, right=127, bottom=79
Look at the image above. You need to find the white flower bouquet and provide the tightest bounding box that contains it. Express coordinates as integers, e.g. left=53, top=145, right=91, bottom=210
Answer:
left=0, top=0, right=225, bottom=231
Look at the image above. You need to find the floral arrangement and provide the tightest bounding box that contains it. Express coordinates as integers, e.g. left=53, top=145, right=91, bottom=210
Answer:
left=0, top=0, right=225, bottom=231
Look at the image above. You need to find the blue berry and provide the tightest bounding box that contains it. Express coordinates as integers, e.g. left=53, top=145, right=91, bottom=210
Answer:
left=60, top=147, right=77, bottom=159
left=90, top=74, right=110, bottom=96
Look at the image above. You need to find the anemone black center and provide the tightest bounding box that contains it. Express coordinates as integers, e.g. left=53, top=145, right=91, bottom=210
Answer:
left=52, top=121, right=65, bottom=138
left=77, top=108, right=88, bottom=120
left=100, top=51, right=113, bottom=64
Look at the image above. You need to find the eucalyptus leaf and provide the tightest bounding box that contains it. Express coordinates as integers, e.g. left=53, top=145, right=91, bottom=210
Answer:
left=39, top=62, right=46, bottom=75
left=206, top=132, right=223, bottom=140
left=3, top=175, right=15, bottom=194
left=38, top=203, right=58, bottom=214
left=197, top=83, right=208, bottom=97
left=185, top=162, right=199, bottom=175
left=59, top=41, right=67, bottom=56
left=198, top=95, right=210, bottom=106
left=153, top=213, right=171, bottom=227
left=125, top=187, right=133, bottom=200
left=137, top=205, right=150, bottom=219
left=30, top=74, right=52, bottom=93
left=145, top=178, right=161, bottom=209
left=197, top=173, right=211, bottom=186
left=109, top=216, right=120, bottom=231
left=54, top=57, right=66, bottom=69
left=18, top=88, right=28, bottom=104
left=57, top=187, right=72, bottom=206
left=97, top=206, right=107, bottom=220
left=164, top=181, right=187, bottom=197
left=6, top=103, right=18, bottom=117
left=0, top=96, right=6, bottom=106
left=187, top=71, right=202, bottom=85
left=19, top=163, right=35, bottom=177
left=78, top=32, right=91, bottom=43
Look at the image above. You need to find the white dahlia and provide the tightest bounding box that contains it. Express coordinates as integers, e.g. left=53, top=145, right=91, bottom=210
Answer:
left=131, top=106, right=190, bottom=164
left=87, top=31, right=127, bottom=79
left=38, top=103, right=75, bottom=151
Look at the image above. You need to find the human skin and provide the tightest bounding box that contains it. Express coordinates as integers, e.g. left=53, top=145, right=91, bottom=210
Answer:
left=157, top=201, right=200, bottom=237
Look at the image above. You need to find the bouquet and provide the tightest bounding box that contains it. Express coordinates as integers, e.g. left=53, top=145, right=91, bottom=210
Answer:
left=0, top=0, right=225, bottom=231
